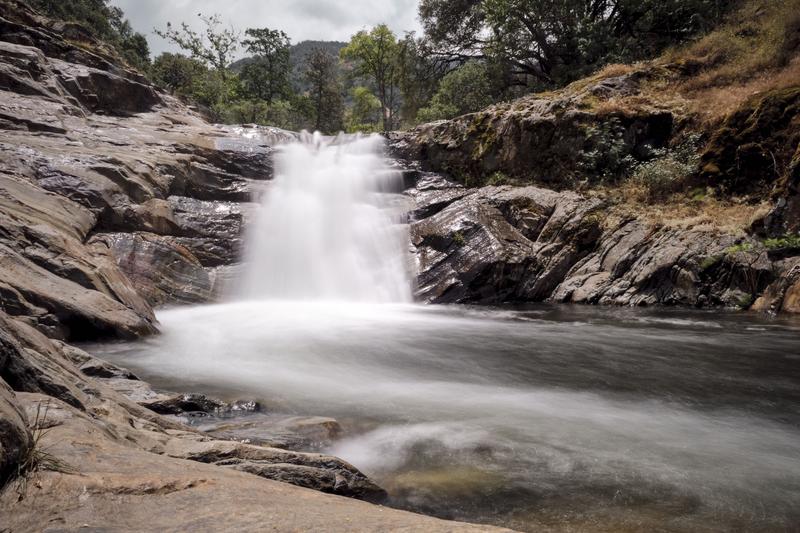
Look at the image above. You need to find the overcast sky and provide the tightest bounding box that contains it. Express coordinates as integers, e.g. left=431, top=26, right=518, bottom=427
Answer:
left=111, top=0, right=423, bottom=57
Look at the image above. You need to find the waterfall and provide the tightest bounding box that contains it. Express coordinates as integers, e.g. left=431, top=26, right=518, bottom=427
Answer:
left=235, top=131, right=412, bottom=303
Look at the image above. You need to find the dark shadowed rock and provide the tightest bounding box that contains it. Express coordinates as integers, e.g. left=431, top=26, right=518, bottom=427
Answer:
left=0, top=378, right=30, bottom=486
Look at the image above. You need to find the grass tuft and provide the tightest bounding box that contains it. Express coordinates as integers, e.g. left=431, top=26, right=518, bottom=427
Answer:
left=14, top=401, right=78, bottom=501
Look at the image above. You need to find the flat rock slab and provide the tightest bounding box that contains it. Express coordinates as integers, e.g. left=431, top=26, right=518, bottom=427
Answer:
left=0, top=393, right=514, bottom=532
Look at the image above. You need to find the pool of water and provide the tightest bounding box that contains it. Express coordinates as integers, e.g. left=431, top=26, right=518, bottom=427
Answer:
left=88, top=302, right=800, bottom=532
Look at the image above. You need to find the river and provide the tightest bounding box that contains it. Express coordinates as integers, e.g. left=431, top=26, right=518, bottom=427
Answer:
left=88, top=133, right=800, bottom=532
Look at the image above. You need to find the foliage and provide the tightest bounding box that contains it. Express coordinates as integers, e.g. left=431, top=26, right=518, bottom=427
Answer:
left=764, top=234, right=800, bottom=250
left=628, top=135, right=702, bottom=203
left=417, top=61, right=494, bottom=121
left=576, top=118, right=634, bottom=182
left=240, top=28, right=292, bottom=103
left=346, top=87, right=383, bottom=133
left=341, top=25, right=401, bottom=131
left=725, top=242, right=754, bottom=255
left=155, top=14, right=239, bottom=76
left=396, top=33, right=446, bottom=128
left=420, top=0, right=733, bottom=90
left=215, top=97, right=313, bottom=131
left=487, top=171, right=511, bottom=185
left=304, top=48, right=345, bottom=134
left=150, top=53, right=206, bottom=95
left=27, top=0, right=150, bottom=69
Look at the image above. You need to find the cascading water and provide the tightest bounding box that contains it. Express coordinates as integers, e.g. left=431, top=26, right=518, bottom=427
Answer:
left=88, top=129, right=800, bottom=532
left=235, top=132, right=412, bottom=303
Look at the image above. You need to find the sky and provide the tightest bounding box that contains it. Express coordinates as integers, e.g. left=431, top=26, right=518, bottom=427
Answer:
left=111, top=0, right=423, bottom=57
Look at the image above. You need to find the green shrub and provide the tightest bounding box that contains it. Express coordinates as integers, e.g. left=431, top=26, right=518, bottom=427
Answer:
left=629, top=134, right=702, bottom=203
left=764, top=234, right=800, bottom=249
left=486, top=171, right=510, bottom=186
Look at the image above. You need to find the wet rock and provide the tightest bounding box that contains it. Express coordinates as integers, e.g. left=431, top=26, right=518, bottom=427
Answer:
left=409, top=179, right=782, bottom=309
left=199, top=413, right=342, bottom=450
left=142, top=394, right=227, bottom=416
left=163, top=437, right=387, bottom=502
left=411, top=185, right=602, bottom=303
left=91, top=232, right=213, bottom=307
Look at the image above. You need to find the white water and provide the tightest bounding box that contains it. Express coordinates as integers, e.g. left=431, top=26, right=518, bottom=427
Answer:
left=89, top=132, right=800, bottom=531
left=235, top=132, right=412, bottom=302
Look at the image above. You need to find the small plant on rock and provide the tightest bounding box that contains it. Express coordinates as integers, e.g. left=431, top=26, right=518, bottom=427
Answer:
left=628, top=134, right=702, bottom=203
left=14, top=401, right=76, bottom=501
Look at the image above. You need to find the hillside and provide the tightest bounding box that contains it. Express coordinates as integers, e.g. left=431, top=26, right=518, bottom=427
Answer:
left=391, top=0, right=800, bottom=312
left=230, top=40, right=347, bottom=93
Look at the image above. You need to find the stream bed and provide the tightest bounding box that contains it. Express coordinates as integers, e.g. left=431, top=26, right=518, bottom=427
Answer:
left=89, top=302, right=800, bottom=532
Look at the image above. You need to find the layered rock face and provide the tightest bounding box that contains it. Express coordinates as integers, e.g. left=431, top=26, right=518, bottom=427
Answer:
left=406, top=173, right=797, bottom=310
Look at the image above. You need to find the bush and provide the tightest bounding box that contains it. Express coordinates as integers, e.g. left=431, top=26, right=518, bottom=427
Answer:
left=417, top=61, right=493, bottom=122
left=628, top=134, right=702, bottom=203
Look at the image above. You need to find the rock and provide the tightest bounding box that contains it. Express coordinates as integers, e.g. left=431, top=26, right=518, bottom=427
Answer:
left=0, top=392, right=506, bottom=532
left=700, top=87, right=800, bottom=196
left=91, top=232, right=214, bottom=307
left=408, top=177, right=781, bottom=309
left=198, top=413, right=342, bottom=450
left=141, top=394, right=227, bottom=416
left=411, top=184, right=603, bottom=303
left=0, top=378, right=30, bottom=486
left=389, top=66, right=674, bottom=189
left=162, top=437, right=387, bottom=502
left=752, top=259, right=800, bottom=314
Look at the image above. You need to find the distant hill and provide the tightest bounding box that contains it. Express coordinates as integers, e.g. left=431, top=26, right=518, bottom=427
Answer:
left=230, top=40, right=347, bottom=93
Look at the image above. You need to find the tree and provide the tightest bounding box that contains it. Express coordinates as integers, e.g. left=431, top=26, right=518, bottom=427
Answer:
left=346, top=87, right=382, bottom=133
left=240, top=28, right=292, bottom=103
left=155, top=14, right=239, bottom=78
left=29, top=0, right=150, bottom=70
left=417, top=61, right=493, bottom=122
left=396, top=33, right=446, bottom=127
left=150, top=53, right=207, bottom=94
left=341, top=25, right=401, bottom=131
left=420, top=0, right=733, bottom=89
left=303, top=48, right=344, bottom=134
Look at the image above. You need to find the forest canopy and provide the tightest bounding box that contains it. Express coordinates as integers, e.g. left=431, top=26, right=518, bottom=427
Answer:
left=24, top=0, right=735, bottom=132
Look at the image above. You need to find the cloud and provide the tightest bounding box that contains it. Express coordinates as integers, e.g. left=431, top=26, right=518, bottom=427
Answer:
left=110, top=0, right=423, bottom=56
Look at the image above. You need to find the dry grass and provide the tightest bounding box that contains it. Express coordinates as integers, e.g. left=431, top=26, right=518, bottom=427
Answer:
left=664, top=0, right=800, bottom=122
left=602, top=182, right=771, bottom=234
